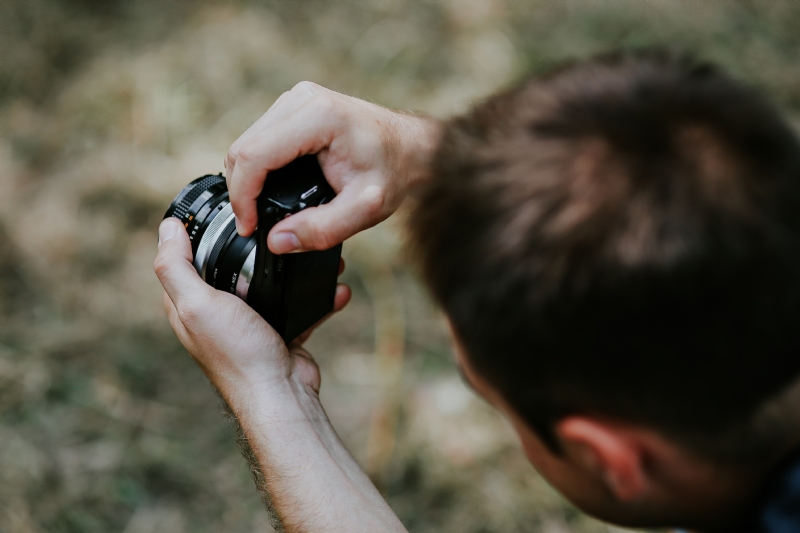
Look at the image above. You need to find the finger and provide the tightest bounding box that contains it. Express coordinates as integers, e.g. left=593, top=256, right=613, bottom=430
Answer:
left=225, top=91, right=301, bottom=182
left=267, top=185, right=386, bottom=253
left=292, top=283, right=352, bottom=346
left=228, top=98, right=338, bottom=237
left=154, top=218, right=215, bottom=311
left=332, top=283, right=352, bottom=313
left=228, top=86, right=309, bottom=163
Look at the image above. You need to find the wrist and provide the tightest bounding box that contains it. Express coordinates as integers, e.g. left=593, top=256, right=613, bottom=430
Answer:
left=396, top=113, right=443, bottom=194
left=218, top=369, right=319, bottom=422
left=217, top=373, right=292, bottom=415
left=211, top=356, right=409, bottom=533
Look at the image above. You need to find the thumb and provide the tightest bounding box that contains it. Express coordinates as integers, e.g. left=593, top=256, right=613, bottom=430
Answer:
left=267, top=185, right=385, bottom=253
left=154, top=218, right=215, bottom=310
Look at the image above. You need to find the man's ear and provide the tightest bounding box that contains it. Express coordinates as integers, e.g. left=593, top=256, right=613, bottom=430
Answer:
left=555, top=417, right=650, bottom=502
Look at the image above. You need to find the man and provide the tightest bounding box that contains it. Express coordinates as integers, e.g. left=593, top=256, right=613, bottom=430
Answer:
left=154, top=50, right=800, bottom=532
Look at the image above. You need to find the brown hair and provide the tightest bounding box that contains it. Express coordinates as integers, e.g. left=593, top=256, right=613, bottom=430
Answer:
left=409, top=50, right=800, bottom=461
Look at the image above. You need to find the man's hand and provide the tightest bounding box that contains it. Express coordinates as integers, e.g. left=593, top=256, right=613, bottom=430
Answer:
left=225, top=81, right=441, bottom=254
left=153, top=217, right=350, bottom=397
left=154, top=218, right=407, bottom=533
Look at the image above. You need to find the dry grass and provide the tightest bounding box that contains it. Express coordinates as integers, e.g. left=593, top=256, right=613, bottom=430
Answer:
left=1, top=1, right=799, bottom=532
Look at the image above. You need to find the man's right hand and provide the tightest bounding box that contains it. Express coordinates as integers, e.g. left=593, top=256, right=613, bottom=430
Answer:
left=224, top=81, right=441, bottom=254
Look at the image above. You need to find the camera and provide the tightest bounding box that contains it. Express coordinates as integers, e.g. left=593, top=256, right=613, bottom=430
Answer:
left=164, top=155, right=342, bottom=342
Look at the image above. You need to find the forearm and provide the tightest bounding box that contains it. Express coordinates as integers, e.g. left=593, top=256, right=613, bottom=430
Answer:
left=155, top=211, right=394, bottom=529
left=222, top=377, right=408, bottom=533
left=219, top=397, right=284, bottom=529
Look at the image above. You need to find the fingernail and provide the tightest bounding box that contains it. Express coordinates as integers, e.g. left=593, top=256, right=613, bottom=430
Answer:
left=271, top=232, right=301, bottom=254
left=159, top=219, right=179, bottom=247
left=235, top=216, right=245, bottom=236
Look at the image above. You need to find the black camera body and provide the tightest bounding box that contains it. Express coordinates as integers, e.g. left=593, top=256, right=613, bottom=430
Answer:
left=164, top=155, right=341, bottom=342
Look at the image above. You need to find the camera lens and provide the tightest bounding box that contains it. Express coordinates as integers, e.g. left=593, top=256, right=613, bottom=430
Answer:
left=164, top=174, right=258, bottom=300
left=164, top=156, right=342, bottom=342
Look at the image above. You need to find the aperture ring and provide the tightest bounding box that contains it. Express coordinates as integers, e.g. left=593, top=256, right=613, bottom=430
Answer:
left=205, top=217, right=238, bottom=285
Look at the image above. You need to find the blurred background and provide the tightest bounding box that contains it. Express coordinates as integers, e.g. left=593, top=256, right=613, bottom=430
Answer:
left=2, top=1, right=800, bottom=532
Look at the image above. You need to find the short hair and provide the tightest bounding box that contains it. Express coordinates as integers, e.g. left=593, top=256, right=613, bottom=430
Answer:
left=409, top=50, right=800, bottom=462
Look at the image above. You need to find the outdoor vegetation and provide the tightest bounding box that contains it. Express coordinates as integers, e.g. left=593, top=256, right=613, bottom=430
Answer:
left=1, top=1, right=800, bottom=532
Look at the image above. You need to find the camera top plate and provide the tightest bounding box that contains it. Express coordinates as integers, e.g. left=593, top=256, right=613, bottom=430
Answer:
left=257, top=155, right=335, bottom=223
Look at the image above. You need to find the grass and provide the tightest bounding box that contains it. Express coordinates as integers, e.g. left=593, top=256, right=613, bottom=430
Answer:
left=1, top=1, right=799, bottom=531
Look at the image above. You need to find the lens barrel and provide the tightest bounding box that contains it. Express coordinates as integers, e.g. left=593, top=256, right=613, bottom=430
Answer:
left=164, top=174, right=257, bottom=299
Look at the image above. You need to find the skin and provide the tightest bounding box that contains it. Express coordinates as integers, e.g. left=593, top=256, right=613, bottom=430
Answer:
left=155, top=83, right=777, bottom=532
left=450, top=334, right=766, bottom=532
left=156, top=219, right=407, bottom=533
left=224, top=81, right=441, bottom=253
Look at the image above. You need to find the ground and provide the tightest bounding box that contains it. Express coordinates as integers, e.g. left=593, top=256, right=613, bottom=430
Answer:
left=1, top=1, right=800, bottom=532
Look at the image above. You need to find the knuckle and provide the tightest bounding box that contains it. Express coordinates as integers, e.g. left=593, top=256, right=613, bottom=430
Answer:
left=309, top=92, right=336, bottom=117
left=236, top=142, right=260, bottom=165
left=153, top=253, right=170, bottom=279
left=292, top=80, right=318, bottom=94
left=362, top=186, right=386, bottom=219
left=292, top=81, right=337, bottom=116
left=268, top=90, right=292, bottom=112
left=225, top=148, right=238, bottom=169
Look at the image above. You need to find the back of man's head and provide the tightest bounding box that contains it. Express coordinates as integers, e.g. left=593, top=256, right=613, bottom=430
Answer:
left=410, top=49, right=800, bottom=463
